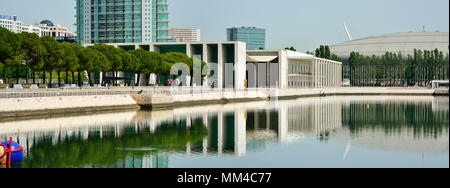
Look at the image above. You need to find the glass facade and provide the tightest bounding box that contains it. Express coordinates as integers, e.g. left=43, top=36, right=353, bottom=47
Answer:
left=76, top=0, right=169, bottom=45
left=227, top=27, right=266, bottom=50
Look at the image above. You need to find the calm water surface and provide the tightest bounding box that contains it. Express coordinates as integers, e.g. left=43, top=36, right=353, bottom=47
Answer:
left=0, top=96, right=448, bottom=168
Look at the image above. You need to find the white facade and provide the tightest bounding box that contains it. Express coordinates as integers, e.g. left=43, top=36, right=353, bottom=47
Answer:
left=21, top=24, right=42, bottom=36
left=0, top=15, right=22, bottom=33
left=169, top=28, right=201, bottom=42
left=82, top=0, right=91, bottom=44
left=142, top=0, right=153, bottom=42
left=247, top=50, right=342, bottom=89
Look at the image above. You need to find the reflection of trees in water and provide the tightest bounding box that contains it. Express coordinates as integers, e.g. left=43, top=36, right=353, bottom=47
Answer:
left=343, top=101, right=449, bottom=138
left=23, top=118, right=207, bottom=168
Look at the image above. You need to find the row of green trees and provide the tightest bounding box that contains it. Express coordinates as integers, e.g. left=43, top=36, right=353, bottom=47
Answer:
left=0, top=27, right=197, bottom=87
left=312, top=45, right=342, bottom=62
left=348, top=49, right=449, bottom=87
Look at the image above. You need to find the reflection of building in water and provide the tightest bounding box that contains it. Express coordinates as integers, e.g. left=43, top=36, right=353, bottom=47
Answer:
left=0, top=112, right=207, bottom=168
left=0, top=96, right=447, bottom=167
left=191, top=98, right=343, bottom=155
left=0, top=98, right=345, bottom=162
left=119, top=153, right=169, bottom=168
left=339, top=96, right=449, bottom=154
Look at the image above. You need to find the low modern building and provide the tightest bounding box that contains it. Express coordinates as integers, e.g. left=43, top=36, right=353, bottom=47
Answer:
left=1, top=15, right=75, bottom=40
left=227, top=27, right=266, bottom=50
left=87, top=41, right=342, bottom=89
left=0, top=14, right=22, bottom=33
left=21, top=24, right=42, bottom=36
left=247, top=50, right=342, bottom=88
left=39, top=20, right=75, bottom=38
left=169, top=28, right=200, bottom=42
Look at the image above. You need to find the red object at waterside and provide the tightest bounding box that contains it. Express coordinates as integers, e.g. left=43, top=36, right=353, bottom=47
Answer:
left=0, top=137, right=24, bottom=165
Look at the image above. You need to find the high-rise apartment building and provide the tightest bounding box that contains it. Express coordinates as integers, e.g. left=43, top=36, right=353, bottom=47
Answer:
left=168, top=28, right=200, bottom=42
left=227, top=27, right=266, bottom=50
left=76, top=0, right=169, bottom=45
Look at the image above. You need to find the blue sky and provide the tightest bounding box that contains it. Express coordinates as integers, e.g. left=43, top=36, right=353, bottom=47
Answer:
left=0, top=0, right=448, bottom=51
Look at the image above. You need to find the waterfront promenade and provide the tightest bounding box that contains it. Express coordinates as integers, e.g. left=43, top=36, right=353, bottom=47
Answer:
left=0, top=87, right=448, bottom=119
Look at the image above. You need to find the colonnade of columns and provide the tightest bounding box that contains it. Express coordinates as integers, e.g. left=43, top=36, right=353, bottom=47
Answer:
left=313, top=59, right=342, bottom=88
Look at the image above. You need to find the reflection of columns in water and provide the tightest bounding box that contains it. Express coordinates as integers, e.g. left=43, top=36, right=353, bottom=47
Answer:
left=234, top=108, right=246, bottom=156
left=204, top=110, right=247, bottom=156
left=278, top=106, right=288, bottom=143
left=186, top=116, right=191, bottom=128
left=217, top=112, right=224, bottom=156
left=186, top=142, right=191, bottom=154
left=286, top=99, right=342, bottom=134
left=202, top=114, right=208, bottom=155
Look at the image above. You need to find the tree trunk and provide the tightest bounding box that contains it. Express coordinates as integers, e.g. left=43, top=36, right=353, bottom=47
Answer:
left=15, top=66, right=19, bottom=84
left=102, top=72, right=106, bottom=86
left=3, top=69, right=7, bottom=84
left=57, top=71, right=61, bottom=87
left=49, top=71, right=53, bottom=88
left=32, top=70, right=36, bottom=84
left=25, top=64, right=29, bottom=84
left=136, top=73, right=141, bottom=86
left=65, top=71, right=69, bottom=85
left=72, top=71, right=75, bottom=85
left=43, top=70, right=46, bottom=84
left=87, top=71, right=92, bottom=86
left=78, top=71, right=82, bottom=87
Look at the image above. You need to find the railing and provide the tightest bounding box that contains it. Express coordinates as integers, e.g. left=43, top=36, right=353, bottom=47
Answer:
left=0, top=87, right=278, bottom=99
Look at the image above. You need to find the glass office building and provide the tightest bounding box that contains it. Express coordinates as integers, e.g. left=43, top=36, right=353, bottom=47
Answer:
left=76, top=0, right=169, bottom=45
left=227, top=27, right=266, bottom=50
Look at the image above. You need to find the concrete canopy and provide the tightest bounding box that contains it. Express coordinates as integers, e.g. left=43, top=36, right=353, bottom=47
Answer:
left=246, top=55, right=278, bottom=62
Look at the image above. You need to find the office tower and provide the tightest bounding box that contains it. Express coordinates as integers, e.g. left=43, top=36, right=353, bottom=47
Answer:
left=76, top=0, right=169, bottom=45
left=227, top=26, right=266, bottom=50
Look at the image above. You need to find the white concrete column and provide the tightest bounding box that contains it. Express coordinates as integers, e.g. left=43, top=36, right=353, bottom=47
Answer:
left=217, top=43, right=224, bottom=89
left=202, top=43, right=209, bottom=64
left=255, top=62, right=259, bottom=88
left=186, top=44, right=193, bottom=58
left=279, top=51, right=288, bottom=89
left=266, top=61, right=271, bottom=88
left=149, top=44, right=155, bottom=52
left=234, top=42, right=247, bottom=90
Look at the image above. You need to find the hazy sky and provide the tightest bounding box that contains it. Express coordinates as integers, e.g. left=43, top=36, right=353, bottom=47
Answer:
left=0, top=0, right=448, bottom=51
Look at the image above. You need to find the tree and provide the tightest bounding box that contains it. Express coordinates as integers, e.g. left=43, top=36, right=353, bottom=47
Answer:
left=91, top=44, right=121, bottom=86
left=119, top=49, right=139, bottom=86
left=0, top=27, right=24, bottom=84
left=0, top=63, right=4, bottom=80
left=90, top=48, right=111, bottom=85
left=41, top=36, right=63, bottom=87
left=60, top=42, right=79, bottom=85
left=285, top=46, right=296, bottom=51
left=319, top=45, right=325, bottom=58
left=72, top=45, right=90, bottom=86
left=324, top=46, right=331, bottom=60
left=19, top=32, right=45, bottom=84
left=130, top=49, right=159, bottom=86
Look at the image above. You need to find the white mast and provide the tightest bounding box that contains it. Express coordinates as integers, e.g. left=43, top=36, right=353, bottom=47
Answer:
left=344, top=23, right=353, bottom=41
